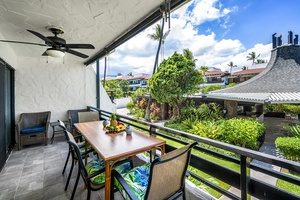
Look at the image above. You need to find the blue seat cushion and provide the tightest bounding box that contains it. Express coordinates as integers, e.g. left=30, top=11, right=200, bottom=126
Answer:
left=115, top=162, right=151, bottom=200
left=20, top=126, right=46, bottom=134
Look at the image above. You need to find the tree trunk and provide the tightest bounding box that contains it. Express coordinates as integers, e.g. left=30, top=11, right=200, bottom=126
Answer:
left=145, top=95, right=152, bottom=122
left=161, top=103, right=166, bottom=120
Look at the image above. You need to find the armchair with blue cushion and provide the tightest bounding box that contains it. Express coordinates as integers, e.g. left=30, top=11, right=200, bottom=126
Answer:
left=16, top=111, right=51, bottom=150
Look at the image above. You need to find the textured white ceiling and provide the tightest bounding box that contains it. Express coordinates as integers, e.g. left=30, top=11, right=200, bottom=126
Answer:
left=0, top=0, right=165, bottom=62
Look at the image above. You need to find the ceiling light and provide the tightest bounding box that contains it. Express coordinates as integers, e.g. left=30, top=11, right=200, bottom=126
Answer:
left=46, top=48, right=65, bottom=58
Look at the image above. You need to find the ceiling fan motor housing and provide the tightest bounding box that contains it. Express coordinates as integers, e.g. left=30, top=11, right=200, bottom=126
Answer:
left=46, top=36, right=66, bottom=46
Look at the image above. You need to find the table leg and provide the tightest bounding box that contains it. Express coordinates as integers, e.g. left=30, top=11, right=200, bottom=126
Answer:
left=161, top=144, right=165, bottom=155
left=51, top=126, right=55, bottom=144
left=105, top=161, right=112, bottom=200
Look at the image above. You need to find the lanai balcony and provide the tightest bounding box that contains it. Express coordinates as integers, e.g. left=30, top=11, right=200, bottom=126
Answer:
left=0, top=1, right=300, bottom=200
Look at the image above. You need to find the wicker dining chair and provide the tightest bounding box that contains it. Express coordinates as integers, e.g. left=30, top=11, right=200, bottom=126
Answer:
left=66, top=130, right=133, bottom=200
left=111, top=142, right=197, bottom=200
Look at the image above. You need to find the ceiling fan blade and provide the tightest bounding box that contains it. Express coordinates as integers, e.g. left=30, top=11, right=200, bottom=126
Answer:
left=66, top=44, right=95, bottom=49
left=0, top=40, right=47, bottom=46
left=27, top=29, right=54, bottom=44
left=66, top=49, right=89, bottom=58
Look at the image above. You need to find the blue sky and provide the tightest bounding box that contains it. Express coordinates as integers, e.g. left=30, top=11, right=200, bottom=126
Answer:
left=98, top=0, right=300, bottom=76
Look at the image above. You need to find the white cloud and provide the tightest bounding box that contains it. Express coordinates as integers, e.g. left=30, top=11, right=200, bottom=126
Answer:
left=188, top=0, right=237, bottom=25
left=209, top=43, right=272, bottom=72
left=100, top=0, right=270, bottom=77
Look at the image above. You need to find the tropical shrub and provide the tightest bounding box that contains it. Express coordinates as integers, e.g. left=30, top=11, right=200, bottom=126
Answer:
left=219, top=118, right=265, bottom=149
left=188, top=120, right=222, bottom=140
left=150, top=102, right=161, bottom=121
left=132, top=108, right=146, bottom=120
left=126, top=102, right=134, bottom=111
left=283, top=124, right=300, bottom=138
left=282, top=104, right=300, bottom=115
left=135, top=98, right=147, bottom=109
left=264, top=104, right=285, bottom=112
left=198, top=103, right=223, bottom=121
left=180, top=100, right=198, bottom=122
left=227, top=83, right=237, bottom=88
left=202, top=85, right=222, bottom=93
left=275, top=137, right=300, bottom=161
left=130, top=88, right=148, bottom=103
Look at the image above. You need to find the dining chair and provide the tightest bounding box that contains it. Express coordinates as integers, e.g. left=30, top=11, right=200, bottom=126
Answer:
left=58, top=120, right=94, bottom=191
left=67, top=131, right=133, bottom=200
left=78, top=111, right=100, bottom=123
left=58, top=120, right=84, bottom=175
left=68, top=108, right=89, bottom=137
left=111, top=142, right=198, bottom=200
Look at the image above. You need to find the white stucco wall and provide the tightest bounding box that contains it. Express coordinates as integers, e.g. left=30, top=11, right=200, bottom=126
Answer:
left=99, top=81, right=116, bottom=114
left=0, top=32, right=17, bottom=67
left=15, top=56, right=97, bottom=122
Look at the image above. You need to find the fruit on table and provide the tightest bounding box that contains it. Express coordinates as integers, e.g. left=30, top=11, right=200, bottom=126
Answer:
left=115, top=124, right=124, bottom=132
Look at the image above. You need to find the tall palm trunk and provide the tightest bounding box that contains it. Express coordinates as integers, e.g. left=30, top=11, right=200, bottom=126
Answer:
left=145, top=19, right=165, bottom=122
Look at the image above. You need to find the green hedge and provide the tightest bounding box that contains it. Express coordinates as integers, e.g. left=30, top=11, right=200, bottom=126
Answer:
left=275, top=137, right=300, bottom=161
left=178, top=118, right=265, bottom=150
left=219, top=118, right=265, bottom=150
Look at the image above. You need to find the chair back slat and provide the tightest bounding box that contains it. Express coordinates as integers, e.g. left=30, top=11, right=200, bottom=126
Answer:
left=66, top=131, right=76, bottom=144
left=57, top=120, right=67, bottom=130
left=78, top=111, right=100, bottom=123
left=67, top=137, right=88, bottom=177
left=146, top=142, right=197, bottom=200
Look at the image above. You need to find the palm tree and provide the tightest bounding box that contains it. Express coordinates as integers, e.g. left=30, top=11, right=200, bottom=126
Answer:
left=183, top=48, right=198, bottom=64
left=200, top=66, right=209, bottom=89
left=147, top=24, right=170, bottom=61
left=200, top=66, right=209, bottom=76
left=246, top=52, right=260, bottom=64
left=242, top=66, right=247, bottom=70
left=183, top=48, right=194, bottom=60
left=145, top=22, right=169, bottom=122
left=227, top=61, right=237, bottom=74
left=255, top=59, right=266, bottom=64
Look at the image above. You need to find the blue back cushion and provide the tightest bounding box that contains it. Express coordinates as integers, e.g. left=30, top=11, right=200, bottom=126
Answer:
left=21, top=126, right=46, bottom=134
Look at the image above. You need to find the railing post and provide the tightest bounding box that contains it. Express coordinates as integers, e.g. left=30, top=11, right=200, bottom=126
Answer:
left=240, top=155, right=248, bottom=200
left=149, top=125, right=156, bottom=162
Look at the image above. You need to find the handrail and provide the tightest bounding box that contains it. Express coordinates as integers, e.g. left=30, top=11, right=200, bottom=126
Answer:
left=88, top=106, right=300, bottom=200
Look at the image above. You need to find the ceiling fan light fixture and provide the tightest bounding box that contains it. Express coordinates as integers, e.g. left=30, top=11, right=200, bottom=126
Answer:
left=46, top=48, right=65, bottom=58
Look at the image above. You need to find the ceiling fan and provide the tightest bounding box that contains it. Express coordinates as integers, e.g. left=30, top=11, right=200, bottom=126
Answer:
left=0, top=26, right=95, bottom=58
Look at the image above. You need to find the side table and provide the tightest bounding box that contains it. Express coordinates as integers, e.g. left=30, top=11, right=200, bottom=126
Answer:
left=50, top=121, right=69, bottom=144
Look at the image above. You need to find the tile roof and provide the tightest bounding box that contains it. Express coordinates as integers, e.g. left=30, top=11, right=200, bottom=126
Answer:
left=204, top=70, right=226, bottom=76
left=232, top=68, right=265, bottom=76
left=206, top=92, right=300, bottom=104
left=207, top=45, right=300, bottom=103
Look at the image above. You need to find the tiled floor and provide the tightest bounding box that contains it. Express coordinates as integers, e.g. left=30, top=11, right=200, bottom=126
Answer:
left=0, top=136, right=124, bottom=200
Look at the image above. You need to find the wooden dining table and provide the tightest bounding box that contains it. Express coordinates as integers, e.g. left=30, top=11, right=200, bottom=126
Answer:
left=74, top=120, right=166, bottom=200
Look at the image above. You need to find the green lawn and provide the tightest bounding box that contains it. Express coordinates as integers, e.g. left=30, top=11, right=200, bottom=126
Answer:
left=276, top=171, right=300, bottom=196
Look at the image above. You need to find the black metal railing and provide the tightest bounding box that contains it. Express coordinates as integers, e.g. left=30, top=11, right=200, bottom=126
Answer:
left=88, top=106, right=300, bottom=200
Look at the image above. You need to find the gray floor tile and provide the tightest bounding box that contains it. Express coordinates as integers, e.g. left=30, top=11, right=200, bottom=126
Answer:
left=16, top=171, right=44, bottom=197
left=0, top=137, right=126, bottom=200
left=0, top=177, right=19, bottom=191
left=22, top=163, right=44, bottom=176
left=43, top=182, right=67, bottom=199
left=0, top=188, right=16, bottom=200
left=15, top=188, right=44, bottom=200
left=43, top=166, right=65, bottom=188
